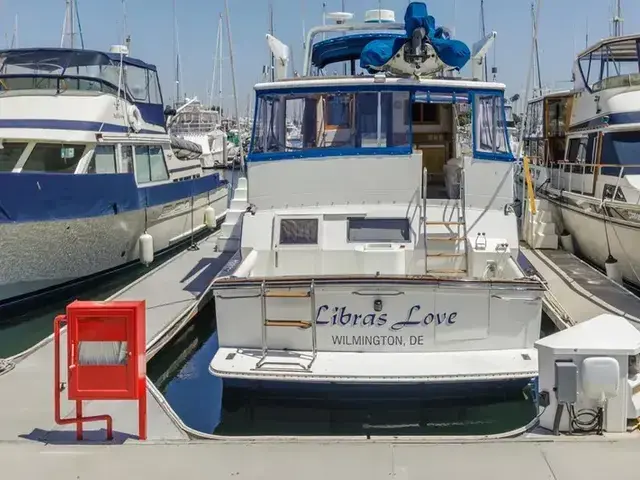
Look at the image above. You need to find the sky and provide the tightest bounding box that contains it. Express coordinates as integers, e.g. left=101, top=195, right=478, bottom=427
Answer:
left=1, top=0, right=639, bottom=115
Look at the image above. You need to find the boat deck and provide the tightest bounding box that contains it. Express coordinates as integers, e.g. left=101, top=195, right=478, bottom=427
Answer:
left=520, top=246, right=640, bottom=329
left=0, top=231, right=232, bottom=443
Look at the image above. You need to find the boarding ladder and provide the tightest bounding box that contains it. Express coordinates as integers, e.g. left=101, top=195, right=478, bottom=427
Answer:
left=256, top=279, right=318, bottom=370
left=422, top=167, right=469, bottom=276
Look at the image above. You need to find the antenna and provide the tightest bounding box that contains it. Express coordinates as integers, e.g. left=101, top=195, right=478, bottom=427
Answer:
left=612, top=0, right=623, bottom=37
left=480, top=0, right=488, bottom=81
left=269, top=0, right=275, bottom=82
left=11, top=14, right=18, bottom=48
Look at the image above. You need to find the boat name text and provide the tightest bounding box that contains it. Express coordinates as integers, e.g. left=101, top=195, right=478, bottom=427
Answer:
left=315, top=305, right=457, bottom=331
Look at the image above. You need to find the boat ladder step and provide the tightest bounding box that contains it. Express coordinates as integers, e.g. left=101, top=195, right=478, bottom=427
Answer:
left=426, top=236, right=465, bottom=242
left=422, top=167, right=470, bottom=276
left=257, top=280, right=318, bottom=371
left=424, top=221, right=464, bottom=226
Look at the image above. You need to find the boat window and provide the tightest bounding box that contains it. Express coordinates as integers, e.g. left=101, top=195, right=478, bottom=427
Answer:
left=474, top=94, right=510, bottom=157
left=148, top=72, right=162, bottom=104
left=600, top=132, right=640, bottom=176
left=87, top=145, right=117, bottom=174
left=347, top=218, right=410, bottom=243
left=411, top=103, right=439, bottom=124
left=21, top=143, right=85, bottom=173
left=566, top=136, right=594, bottom=174
left=125, top=65, right=149, bottom=102
left=121, top=145, right=134, bottom=173
left=602, top=184, right=626, bottom=202
left=278, top=218, right=318, bottom=245
left=325, top=95, right=351, bottom=128
left=134, top=145, right=169, bottom=183
left=0, top=142, right=28, bottom=172
left=250, top=90, right=411, bottom=156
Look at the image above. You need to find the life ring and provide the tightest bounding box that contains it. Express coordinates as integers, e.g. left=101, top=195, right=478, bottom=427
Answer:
left=128, top=104, right=143, bottom=133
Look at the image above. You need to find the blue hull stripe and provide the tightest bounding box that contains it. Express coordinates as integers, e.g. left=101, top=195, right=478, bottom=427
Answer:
left=571, top=111, right=640, bottom=131
left=0, top=172, right=227, bottom=224
left=0, top=118, right=162, bottom=135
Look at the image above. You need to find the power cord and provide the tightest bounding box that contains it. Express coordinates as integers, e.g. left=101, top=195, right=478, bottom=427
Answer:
left=568, top=404, right=604, bottom=435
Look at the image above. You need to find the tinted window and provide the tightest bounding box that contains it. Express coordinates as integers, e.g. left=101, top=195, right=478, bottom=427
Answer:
left=135, top=145, right=169, bottom=183
left=149, top=146, right=169, bottom=182
left=121, top=145, right=134, bottom=173
left=0, top=142, right=28, bottom=171
left=279, top=218, right=318, bottom=245
left=134, top=146, right=151, bottom=183
left=22, top=143, right=85, bottom=172
left=348, top=218, right=410, bottom=242
left=87, top=145, right=117, bottom=174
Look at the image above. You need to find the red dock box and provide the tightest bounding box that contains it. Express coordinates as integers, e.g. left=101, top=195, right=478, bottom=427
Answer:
left=54, top=300, right=147, bottom=440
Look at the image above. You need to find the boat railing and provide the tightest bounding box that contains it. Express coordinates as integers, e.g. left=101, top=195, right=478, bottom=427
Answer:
left=539, top=161, right=640, bottom=201
left=592, top=73, right=640, bottom=92
left=303, top=21, right=405, bottom=75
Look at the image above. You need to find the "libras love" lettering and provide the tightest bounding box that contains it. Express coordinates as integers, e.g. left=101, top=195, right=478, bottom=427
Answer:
left=315, top=305, right=457, bottom=332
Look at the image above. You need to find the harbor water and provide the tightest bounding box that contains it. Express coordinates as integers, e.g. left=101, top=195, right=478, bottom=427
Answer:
left=147, top=309, right=558, bottom=437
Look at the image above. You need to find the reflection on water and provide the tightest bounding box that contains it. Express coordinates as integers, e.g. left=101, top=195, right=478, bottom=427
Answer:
left=148, top=311, right=556, bottom=437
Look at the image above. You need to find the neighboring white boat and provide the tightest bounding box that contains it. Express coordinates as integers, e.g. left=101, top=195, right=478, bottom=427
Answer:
left=209, top=2, right=543, bottom=398
left=0, top=46, right=229, bottom=306
left=521, top=32, right=640, bottom=285
left=169, top=98, right=236, bottom=168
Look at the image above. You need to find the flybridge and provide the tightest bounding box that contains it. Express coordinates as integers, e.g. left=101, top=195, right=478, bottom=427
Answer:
left=303, top=2, right=471, bottom=78
left=266, top=2, right=496, bottom=82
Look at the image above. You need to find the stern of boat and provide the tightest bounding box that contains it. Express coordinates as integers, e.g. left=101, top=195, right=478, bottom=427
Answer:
left=210, top=267, right=543, bottom=385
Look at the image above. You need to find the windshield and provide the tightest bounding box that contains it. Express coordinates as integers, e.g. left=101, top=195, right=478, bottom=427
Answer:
left=0, top=49, right=162, bottom=104
left=601, top=131, right=640, bottom=176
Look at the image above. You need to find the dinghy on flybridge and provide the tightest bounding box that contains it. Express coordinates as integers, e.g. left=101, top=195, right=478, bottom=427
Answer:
left=209, top=2, right=544, bottom=397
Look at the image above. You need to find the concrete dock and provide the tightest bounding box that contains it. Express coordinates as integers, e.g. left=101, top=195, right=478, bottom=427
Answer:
left=1, top=437, right=639, bottom=479
left=0, top=231, right=232, bottom=444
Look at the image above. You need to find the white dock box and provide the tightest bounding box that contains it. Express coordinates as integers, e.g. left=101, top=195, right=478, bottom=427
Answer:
left=535, top=314, right=640, bottom=434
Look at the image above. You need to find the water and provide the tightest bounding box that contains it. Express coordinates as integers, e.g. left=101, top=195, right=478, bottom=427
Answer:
left=148, top=313, right=559, bottom=437
left=0, top=245, right=184, bottom=357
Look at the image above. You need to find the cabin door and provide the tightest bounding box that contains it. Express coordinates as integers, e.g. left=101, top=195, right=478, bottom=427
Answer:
left=419, top=144, right=447, bottom=184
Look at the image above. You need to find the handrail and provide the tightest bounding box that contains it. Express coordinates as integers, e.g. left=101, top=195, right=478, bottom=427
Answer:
left=528, top=160, right=640, bottom=199
left=522, top=156, right=537, bottom=215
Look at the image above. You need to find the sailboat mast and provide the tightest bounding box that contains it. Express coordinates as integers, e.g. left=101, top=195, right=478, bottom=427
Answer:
left=269, top=1, right=275, bottom=82
left=69, top=0, right=75, bottom=48
left=172, top=0, right=181, bottom=103
left=223, top=0, right=245, bottom=171
left=480, top=0, right=487, bottom=81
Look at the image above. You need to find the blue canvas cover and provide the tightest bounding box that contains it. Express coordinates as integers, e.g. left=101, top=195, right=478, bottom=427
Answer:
left=360, top=1, right=470, bottom=71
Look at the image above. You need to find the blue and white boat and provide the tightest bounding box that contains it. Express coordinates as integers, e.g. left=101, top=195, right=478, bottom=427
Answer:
left=209, top=2, right=544, bottom=398
left=0, top=46, right=229, bottom=307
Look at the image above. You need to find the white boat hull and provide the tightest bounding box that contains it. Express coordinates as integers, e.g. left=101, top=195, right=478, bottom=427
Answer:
left=537, top=193, right=640, bottom=287
left=0, top=187, right=228, bottom=303
left=210, top=277, right=543, bottom=387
